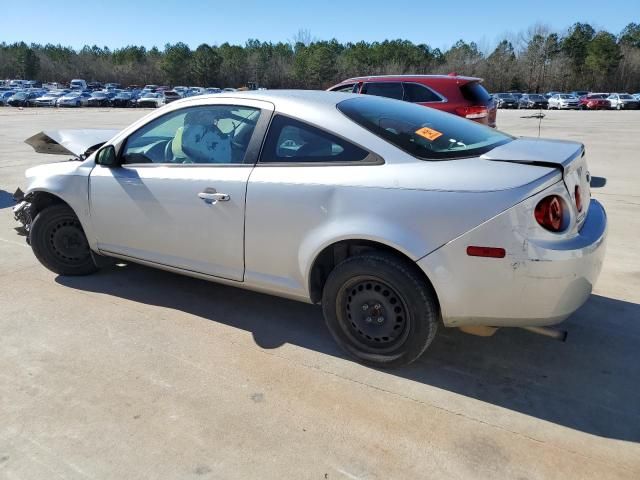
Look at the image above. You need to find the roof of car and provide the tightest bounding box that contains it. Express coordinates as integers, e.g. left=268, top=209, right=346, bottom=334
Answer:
left=174, top=89, right=360, bottom=109
left=338, top=74, right=483, bottom=83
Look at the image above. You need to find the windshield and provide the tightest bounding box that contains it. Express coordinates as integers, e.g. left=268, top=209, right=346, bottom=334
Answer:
left=559, top=94, right=575, bottom=99
left=620, top=94, right=633, bottom=99
left=529, top=94, right=544, bottom=100
left=589, top=94, right=607, bottom=99
left=92, top=92, right=106, bottom=98
left=497, top=93, right=513, bottom=98
left=338, top=96, right=512, bottom=160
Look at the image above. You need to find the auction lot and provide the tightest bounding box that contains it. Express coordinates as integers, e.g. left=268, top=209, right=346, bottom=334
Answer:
left=0, top=107, right=639, bottom=479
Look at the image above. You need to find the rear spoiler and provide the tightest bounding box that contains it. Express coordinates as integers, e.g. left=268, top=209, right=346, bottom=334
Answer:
left=24, top=129, right=119, bottom=157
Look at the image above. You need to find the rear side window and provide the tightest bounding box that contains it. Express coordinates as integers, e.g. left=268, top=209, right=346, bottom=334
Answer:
left=338, top=96, right=512, bottom=160
left=402, top=83, right=442, bottom=103
left=361, top=82, right=403, bottom=100
left=330, top=83, right=357, bottom=93
left=460, top=82, right=491, bottom=103
left=260, top=115, right=370, bottom=163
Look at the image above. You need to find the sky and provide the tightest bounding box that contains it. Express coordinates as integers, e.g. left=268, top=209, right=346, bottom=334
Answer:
left=2, top=0, right=636, bottom=52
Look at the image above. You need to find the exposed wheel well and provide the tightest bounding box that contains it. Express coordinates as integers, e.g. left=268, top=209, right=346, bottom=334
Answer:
left=28, top=191, right=70, bottom=217
left=308, top=239, right=439, bottom=306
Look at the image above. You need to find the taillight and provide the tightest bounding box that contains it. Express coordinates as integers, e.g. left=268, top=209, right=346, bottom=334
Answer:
left=455, top=105, right=488, bottom=119
left=534, top=195, right=564, bottom=232
left=575, top=185, right=583, bottom=212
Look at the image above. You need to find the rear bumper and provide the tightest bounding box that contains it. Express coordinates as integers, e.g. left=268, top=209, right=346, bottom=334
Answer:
left=417, top=199, right=607, bottom=328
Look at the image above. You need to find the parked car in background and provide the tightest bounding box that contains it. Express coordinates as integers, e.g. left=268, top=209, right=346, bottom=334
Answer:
left=518, top=93, right=548, bottom=109
left=607, top=93, right=640, bottom=110
left=222, top=87, right=237, bottom=92
left=70, top=79, right=87, bottom=90
left=34, top=90, right=67, bottom=107
left=136, top=92, right=165, bottom=108
left=632, top=93, right=640, bottom=100
left=329, top=74, right=497, bottom=127
left=164, top=90, right=182, bottom=104
left=57, top=91, right=91, bottom=107
left=205, top=87, right=222, bottom=94
left=188, top=87, right=206, bottom=96
left=13, top=90, right=606, bottom=368
left=493, top=93, right=518, bottom=109
left=111, top=91, right=138, bottom=107
left=8, top=91, right=40, bottom=107
left=104, top=83, right=122, bottom=91
left=8, top=79, right=27, bottom=89
left=548, top=94, right=579, bottom=109
left=87, top=91, right=115, bottom=107
left=544, top=91, right=562, bottom=99
left=87, top=82, right=104, bottom=91
left=578, top=93, right=610, bottom=110
left=0, top=90, right=15, bottom=105
left=173, top=86, right=189, bottom=96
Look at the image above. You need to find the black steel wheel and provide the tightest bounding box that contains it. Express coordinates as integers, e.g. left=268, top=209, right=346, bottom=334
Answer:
left=30, top=204, right=98, bottom=276
left=322, top=252, right=439, bottom=368
left=338, top=276, right=411, bottom=353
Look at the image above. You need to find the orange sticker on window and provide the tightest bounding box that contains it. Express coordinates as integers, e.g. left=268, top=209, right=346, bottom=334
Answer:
left=415, top=127, right=443, bottom=141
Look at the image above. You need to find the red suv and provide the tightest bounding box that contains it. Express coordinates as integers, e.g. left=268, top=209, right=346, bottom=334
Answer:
left=328, top=74, right=497, bottom=127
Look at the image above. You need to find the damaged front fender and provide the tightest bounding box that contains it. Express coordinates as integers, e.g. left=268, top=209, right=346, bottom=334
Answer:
left=13, top=188, right=35, bottom=240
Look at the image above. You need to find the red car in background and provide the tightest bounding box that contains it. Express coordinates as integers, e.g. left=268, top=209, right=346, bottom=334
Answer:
left=578, top=93, right=610, bottom=110
left=328, top=74, right=497, bottom=127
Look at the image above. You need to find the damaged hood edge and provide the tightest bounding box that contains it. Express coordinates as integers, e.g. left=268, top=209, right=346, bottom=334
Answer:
left=24, top=129, right=120, bottom=157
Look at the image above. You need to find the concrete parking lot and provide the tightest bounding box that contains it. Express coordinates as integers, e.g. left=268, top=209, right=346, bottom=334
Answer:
left=0, top=106, right=639, bottom=479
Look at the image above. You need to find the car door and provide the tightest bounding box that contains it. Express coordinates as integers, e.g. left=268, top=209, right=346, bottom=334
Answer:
left=89, top=99, right=273, bottom=281
left=244, top=114, right=379, bottom=298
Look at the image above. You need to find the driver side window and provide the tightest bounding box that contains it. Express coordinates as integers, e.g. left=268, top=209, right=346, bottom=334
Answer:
left=121, top=105, right=261, bottom=165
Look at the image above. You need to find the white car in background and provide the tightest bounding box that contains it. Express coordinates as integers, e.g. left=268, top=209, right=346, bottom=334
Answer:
left=547, top=94, right=580, bottom=110
left=136, top=92, right=166, bottom=108
left=34, top=90, right=67, bottom=107
left=607, top=93, right=640, bottom=110
left=57, top=91, right=91, bottom=107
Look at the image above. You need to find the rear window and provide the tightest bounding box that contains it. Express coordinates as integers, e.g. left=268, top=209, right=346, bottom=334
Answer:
left=460, top=82, right=491, bottom=103
left=337, top=96, right=512, bottom=160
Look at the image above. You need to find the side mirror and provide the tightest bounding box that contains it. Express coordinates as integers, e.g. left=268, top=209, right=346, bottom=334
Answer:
left=95, top=145, right=117, bottom=167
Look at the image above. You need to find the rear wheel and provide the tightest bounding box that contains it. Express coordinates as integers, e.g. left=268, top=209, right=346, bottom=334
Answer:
left=322, top=253, right=439, bottom=368
left=29, top=204, right=98, bottom=276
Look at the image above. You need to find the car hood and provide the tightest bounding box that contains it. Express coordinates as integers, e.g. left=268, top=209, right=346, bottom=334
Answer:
left=25, top=129, right=119, bottom=157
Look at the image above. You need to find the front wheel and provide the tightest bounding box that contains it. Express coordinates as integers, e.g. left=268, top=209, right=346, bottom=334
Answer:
left=322, top=253, right=439, bottom=368
left=29, top=204, right=98, bottom=276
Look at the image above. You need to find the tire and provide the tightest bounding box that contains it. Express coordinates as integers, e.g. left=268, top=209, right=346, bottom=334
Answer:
left=29, top=204, right=98, bottom=276
left=322, top=252, right=439, bottom=368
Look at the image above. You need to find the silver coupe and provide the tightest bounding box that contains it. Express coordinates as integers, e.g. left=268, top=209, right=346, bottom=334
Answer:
left=13, top=91, right=607, bottom=367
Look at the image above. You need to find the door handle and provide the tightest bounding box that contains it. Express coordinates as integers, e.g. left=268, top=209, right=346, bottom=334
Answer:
left=198, top=192, right=230, bottom=203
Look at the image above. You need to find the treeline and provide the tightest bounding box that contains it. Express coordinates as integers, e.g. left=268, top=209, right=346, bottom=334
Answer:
left=1, top=23, right=639, bottom=92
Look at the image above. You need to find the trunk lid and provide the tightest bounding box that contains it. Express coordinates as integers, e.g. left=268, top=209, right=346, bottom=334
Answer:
left=481, top=137, right=591, bottom=227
